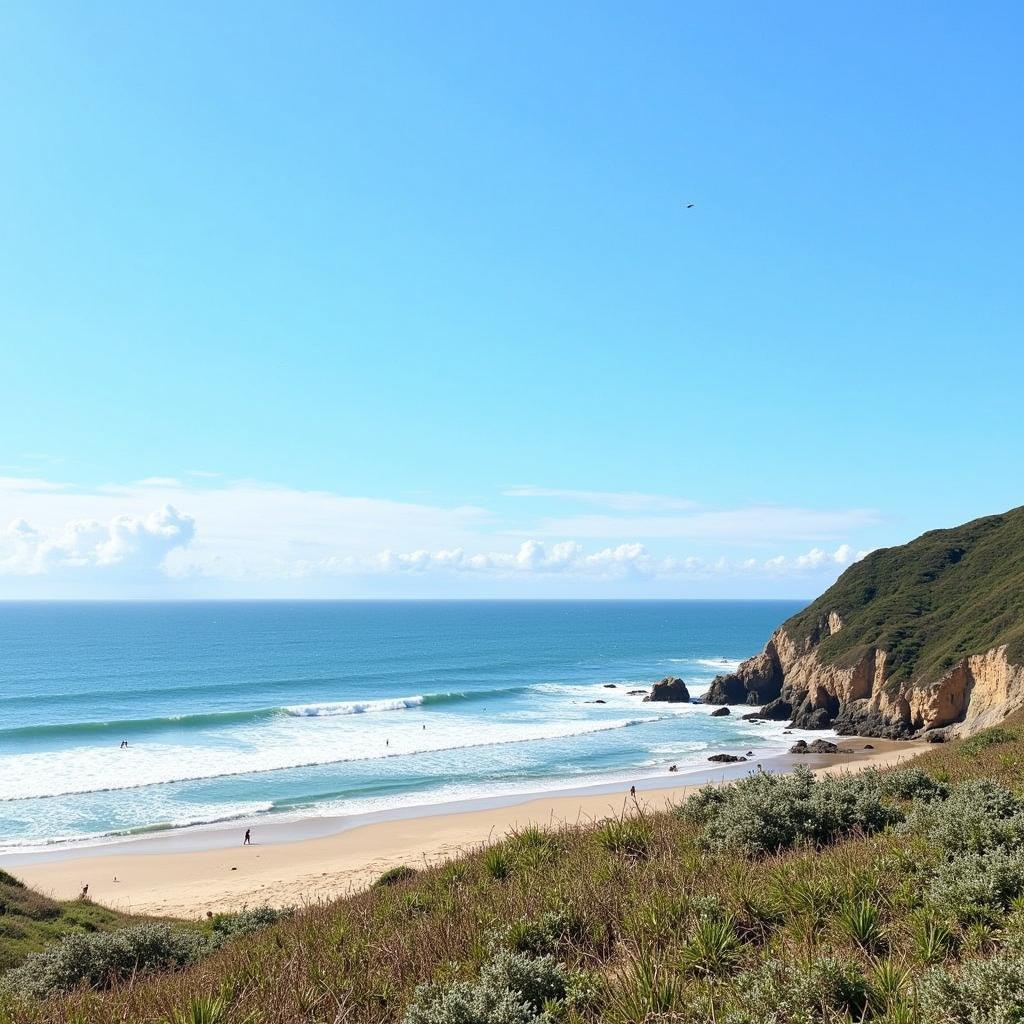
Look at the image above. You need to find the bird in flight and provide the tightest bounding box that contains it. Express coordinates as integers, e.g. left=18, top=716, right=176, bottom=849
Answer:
left=685, top=202, right=695, bottom=209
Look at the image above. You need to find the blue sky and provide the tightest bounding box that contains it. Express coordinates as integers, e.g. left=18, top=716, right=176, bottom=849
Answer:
left=0, top=1, right=1021, bottom=598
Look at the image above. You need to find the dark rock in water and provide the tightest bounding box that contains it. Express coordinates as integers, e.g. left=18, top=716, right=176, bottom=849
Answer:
left=783, top=730, right=792, bottom=734
left=760, top=698, right=793, bottom=721
left=668, top=764, right=679, bottom=772
left=585, top=699, right=607, bottom=704
left=702, top=647, right=784, bottom=706
left=603, top=683, right=617, bottom=689
left=644, top=677, right=691, bottom=703
left=627, top=689, right=647, bottom=696
left=710, top=706, right=731, bottom=717
left=741, top=712, right=762, bottom=721
left=746, top=751, right=754, bottom=756
left=864, top=743, right=875, bottom=749
left=787, top=702, right=832, bottom=730
left=708, top=753, right=748, bottom=763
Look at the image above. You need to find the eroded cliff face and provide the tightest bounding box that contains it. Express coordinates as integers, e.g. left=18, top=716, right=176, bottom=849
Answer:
left=703, top=614, right=1024, bottom=739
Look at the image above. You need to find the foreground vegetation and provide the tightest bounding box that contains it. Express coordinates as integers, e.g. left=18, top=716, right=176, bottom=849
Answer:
left=0, top=871, right=145, bottom=973
left=6, top=722, right=1024, bottom=1022
left=785, top=504, right=1024, bottom=684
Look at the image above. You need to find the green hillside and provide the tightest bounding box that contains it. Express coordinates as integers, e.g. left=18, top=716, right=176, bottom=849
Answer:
left=784, top=506, right=1024, bottom=688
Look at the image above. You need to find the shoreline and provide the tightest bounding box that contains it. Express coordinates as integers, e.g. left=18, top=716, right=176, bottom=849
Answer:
left=5, top=738, right=926, bottom=918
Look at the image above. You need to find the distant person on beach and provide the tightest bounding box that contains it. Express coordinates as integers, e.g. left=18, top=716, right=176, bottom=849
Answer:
left=629, top=785, right=636, bottom=799
left=243, top=829, right=251, bottom=845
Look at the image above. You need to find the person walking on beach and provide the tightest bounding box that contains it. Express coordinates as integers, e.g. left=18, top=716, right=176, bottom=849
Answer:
left=243, top=829, right=251, bottom=845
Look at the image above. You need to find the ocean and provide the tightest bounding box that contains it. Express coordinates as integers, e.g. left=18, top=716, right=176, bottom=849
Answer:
left=0, top=600, right=803, bottom=852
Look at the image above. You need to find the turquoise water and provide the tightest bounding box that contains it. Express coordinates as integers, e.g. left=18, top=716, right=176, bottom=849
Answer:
left=0, top=600, right=802, bottom=850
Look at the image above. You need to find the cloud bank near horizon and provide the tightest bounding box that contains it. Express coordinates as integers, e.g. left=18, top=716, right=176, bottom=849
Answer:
left=0, top=475, right=878, bottom=595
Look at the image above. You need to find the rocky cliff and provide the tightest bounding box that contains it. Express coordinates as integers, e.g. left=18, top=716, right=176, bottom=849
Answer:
left=704, top=507, right=1024, bottom=739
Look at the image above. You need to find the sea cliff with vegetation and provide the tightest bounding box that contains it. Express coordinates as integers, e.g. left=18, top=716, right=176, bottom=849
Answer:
left=704, top=506, right=1024, bottom=739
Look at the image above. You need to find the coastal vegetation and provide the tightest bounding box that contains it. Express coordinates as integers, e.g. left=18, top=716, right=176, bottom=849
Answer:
left=5, top=722, right=1024, bottom=1022
left=785, top=505, right=1024, bottom=685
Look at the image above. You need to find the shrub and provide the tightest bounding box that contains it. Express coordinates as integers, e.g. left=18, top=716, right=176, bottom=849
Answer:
left=595, top=817, right=653, bottom=859
left=678, top=916, right=743, bottom=977
left=721, top=956, right=870, bottom=1024
left=918, top=951, right=1024, bottom=1023
left=680, top=766, right=900, bottom=857
left=403, top=949, right=575, bottom=1024
left=925, top=848, right=1024, bottom=925
left=495, top=911, right=587, bottom=958
left=903, top=778, right=1024, bottom=854
left=877, top=767, right=949, bottom=803
left=373, top=865, right=419, bottom=887
left=208, top=906, right=290, bottom=940
left=483, top=848, right=512, bottom=881
left=837, top=899, right=886, bottom=952
left=2, top=923, right=209, bottom=999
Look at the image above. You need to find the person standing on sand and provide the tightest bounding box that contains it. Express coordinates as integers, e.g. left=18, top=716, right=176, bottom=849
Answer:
left=243, top=828, right=251, bottom=845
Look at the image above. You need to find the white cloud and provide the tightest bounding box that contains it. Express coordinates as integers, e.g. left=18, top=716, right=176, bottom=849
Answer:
left=0, top=476, right=70, bottom=492
left=1, top=506, right=195, bottom=576
left=0, top=475, right=878, bottom=594
left=528, top=506, right=879, bottom=542
left=136, top=476, right=184, bottom=488
left=502, top=485, right=698, bottom=511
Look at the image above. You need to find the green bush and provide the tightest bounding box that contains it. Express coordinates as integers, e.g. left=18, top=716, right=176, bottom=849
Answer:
left=925, top=848, right=1024, bottom=925
left=2, top=923, right=210, bottom=999
left=721, top=956, right=870, bottom=1024
left=403, top=949, right=575, bottom=1024
left=680, top=766, right=900, bottom=857
left=918, top=951, right=1024, bottom=1023
left=208, top=906, right=290, bottom=940
left=905, top=779, right=1024, bottom=853
left=495, top=911, right=587, bottom=958
left=595, top=816, right=654, bottom=859
left=373, top=865, right=419, bottom=887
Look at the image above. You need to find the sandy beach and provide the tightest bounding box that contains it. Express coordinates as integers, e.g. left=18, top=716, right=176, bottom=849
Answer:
left=5, top=739, right=926, bottom=918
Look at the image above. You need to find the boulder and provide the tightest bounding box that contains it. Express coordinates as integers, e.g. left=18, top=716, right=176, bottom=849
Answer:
left=708, top=753, right=747, bottom=763
left=603, top=683, right=617, bottom=689
left=790, top=738, right=853, bottom=754
left=627, top=689, right=647, bottom=696
left=710, top=707, right=731, bottom=717
left=760, top=698, right=793, bottom=721
left=643, top=677, right=691, bottom=703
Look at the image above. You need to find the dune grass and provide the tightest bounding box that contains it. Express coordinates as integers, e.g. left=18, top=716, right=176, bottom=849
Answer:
left=6, top=721, right=1024, bottom=1022
left=0, top=870, right=145, bottom=972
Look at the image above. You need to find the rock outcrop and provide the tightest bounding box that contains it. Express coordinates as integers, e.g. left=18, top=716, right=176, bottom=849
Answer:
left=701, top=505, right=1024, bottom=739
left=644, top=677, right=691, bottom=703
left=705, top=626, right=1024, bottom=740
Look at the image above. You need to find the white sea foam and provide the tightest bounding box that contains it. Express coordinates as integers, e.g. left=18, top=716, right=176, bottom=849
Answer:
left=285, top=696, right=424, bottom=716
left=0, top=715, right=657, bottom=802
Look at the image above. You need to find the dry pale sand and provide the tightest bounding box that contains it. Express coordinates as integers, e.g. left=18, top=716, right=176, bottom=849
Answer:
left=7, top=740, right=926, bottom=919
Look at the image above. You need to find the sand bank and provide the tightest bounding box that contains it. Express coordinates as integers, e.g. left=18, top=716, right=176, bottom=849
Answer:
left=5, top=739, right=925, bottom=918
